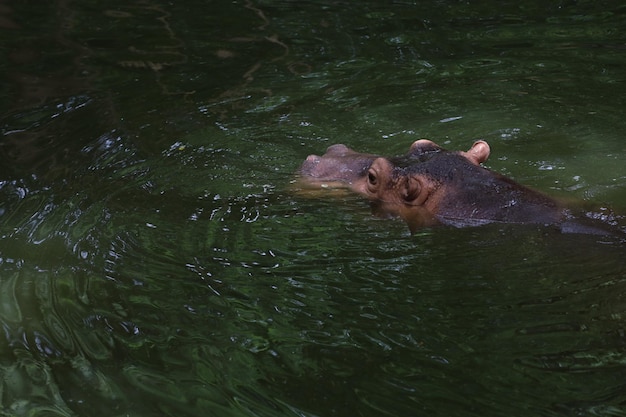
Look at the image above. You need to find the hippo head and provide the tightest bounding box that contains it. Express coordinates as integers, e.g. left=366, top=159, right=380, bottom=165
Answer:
left=298, top=140, right=562, bottom=230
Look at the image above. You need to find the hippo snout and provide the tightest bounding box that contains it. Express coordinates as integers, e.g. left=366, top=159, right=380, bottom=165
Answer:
left=298, top=144, right=380, bottom=185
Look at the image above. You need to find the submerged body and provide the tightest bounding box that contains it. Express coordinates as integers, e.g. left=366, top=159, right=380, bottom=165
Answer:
left=298, top=140, right=616, bottom=234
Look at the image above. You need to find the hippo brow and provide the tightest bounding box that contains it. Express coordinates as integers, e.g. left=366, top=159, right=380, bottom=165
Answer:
left=389, top=149, right=443, bottom=168
left=392, top=152, right=477, bottom=181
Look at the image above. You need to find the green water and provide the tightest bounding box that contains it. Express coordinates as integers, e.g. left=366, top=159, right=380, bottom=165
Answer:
left=1, top=1, right=626, bottom=416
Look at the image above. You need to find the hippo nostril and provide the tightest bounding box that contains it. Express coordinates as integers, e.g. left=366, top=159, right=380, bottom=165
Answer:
left=300, top=155, right=321, bottom=175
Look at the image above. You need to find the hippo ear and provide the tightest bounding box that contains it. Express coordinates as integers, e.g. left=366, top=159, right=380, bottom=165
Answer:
left=464, top=141, right=490, bottom=165
left=402, top=175, right=428, bottom=206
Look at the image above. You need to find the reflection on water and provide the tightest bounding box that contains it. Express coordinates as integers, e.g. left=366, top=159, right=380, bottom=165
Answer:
left=1, top=0, right=626, bottom=416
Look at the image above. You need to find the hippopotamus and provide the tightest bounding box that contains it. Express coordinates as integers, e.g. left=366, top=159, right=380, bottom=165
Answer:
left=297, top=140, right=618, bottom=234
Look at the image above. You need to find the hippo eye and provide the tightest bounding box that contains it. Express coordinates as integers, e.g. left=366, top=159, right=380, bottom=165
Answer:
left=367, top=170, right=377, bottom=186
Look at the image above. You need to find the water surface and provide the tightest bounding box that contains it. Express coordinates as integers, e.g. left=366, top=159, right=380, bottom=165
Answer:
left=1, top=1, right=626, bottom=416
